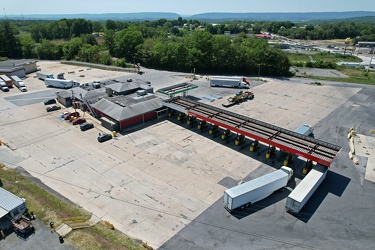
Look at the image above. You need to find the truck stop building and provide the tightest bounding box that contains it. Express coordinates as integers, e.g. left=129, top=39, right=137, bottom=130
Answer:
left=0, top=188, right=27, bottom=219
left=92, top=94, right=166, bottom=131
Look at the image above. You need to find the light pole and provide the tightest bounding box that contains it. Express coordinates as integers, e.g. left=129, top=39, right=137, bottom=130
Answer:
left=367, top=47, right=375, bottom=72
left=258, top=63, right=261, bottom=80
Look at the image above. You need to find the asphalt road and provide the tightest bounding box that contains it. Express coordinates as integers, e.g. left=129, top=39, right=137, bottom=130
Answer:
left=0, top=218, right=76, bottom=250
left=160, top=81, right=375, bottom=250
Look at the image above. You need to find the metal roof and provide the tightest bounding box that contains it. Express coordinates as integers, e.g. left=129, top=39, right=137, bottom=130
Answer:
left=157, top=82, right=198, bottom=96
left=92, top=95, right=163, bottom=122
left=225, top=170, right=287, bottom=198
left=162, top=97, right=341, bottom=167
left=106, top=82, right=140, bottom=93
left=0, top=187, right=25, bottom=213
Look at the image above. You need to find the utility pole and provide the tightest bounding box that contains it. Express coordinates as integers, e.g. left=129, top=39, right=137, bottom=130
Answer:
left=3, top=8, right=7, bottom=20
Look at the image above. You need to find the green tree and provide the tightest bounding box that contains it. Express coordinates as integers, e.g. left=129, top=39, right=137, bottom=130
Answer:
left=103, top=29, right=116, bottom=56
left=20, top=34, right=36, bottom=58
left=35, top=39, right=61, bottom=60
left=92, top=22, right=104, bottom=32
left=106, top=20, right=117, bottom=31
left=63, top=38, right=83, bottom=60
left=0, top=21, right=22, bottom=58
left=115, top=28, right=144, bottom=60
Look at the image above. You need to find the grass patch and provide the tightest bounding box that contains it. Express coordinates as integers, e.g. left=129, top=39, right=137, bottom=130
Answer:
left=0, top=164, right=144, bottom=250
left=302, top=69, right=375, bottom=85
left=287, top=53, right=310, bottom=62
left=312, top=52, right=362, bottom=63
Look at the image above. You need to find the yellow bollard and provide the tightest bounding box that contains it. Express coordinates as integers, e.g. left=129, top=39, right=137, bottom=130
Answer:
left=284, top=158, right=289, bottom=166
left=250, top=145, right=254, bottom=152
left=112, top=131, right=117, bottom=137
left=235, top=140, right=239, bottom=146
left=302, top=167, right=308, bottom=175
left=266, top=152, right=270, bottom=159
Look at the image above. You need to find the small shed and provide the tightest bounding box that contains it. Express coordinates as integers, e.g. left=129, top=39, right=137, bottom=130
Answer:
left=0, top=187, right=26, bottom=219
left=56, top=90, right=73, bottom=107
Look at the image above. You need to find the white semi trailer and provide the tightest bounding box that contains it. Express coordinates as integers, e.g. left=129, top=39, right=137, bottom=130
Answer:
left=10, top=75, right=27, bottom=92
left=210, top=77, right=250, bottom=89
left=285, top=165, right=327, bottom=214
left=44, top=78, right=80, bottom=89
left=36, top=72, right=54, bottom=80
left=224, top=166, right=294, bottom=213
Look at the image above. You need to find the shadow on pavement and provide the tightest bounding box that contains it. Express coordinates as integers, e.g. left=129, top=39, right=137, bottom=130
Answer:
left=291, top=170, right=351, bottom=223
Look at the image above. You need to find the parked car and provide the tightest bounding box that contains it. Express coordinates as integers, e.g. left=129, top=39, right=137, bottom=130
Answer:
left=46, top=105, right=61, bottom=112
left=98, top=133, right=112, bottom=142
left=80, top=123, right=94, bottom=131
left=64, top=111, right=80, bottom=120
left=44, top=99, right=56, bottom=105
left=60, top=111, right=69, bottom=118
left=72, top=117, right=86, bottom=125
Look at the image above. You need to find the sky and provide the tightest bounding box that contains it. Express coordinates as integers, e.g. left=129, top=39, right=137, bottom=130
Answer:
left=2, top=0, right=375, bottom=15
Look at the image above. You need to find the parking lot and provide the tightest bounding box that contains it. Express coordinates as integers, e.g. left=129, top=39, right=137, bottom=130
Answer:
left=1, top=61, right=375, bottom=249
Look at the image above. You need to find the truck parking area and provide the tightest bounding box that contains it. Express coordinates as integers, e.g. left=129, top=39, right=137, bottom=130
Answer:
left=1, top=61, right=375, bottom=249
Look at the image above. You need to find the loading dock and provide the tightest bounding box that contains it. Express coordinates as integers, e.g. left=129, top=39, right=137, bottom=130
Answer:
left=162, top=97, right=341, bottom=167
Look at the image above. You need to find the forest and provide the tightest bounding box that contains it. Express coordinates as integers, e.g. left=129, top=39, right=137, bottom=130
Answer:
left=0, top=18, right=374, bottom=76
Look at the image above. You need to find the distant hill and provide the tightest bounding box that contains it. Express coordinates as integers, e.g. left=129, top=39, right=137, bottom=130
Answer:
left=3, top=12, right=180, bottom=21
left=189, top=11, right=375, bottom=22
left=2, top=11, right=375, bottom=22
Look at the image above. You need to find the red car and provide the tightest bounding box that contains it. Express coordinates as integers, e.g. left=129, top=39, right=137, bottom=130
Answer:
left=72, top=118, right=86, bottom=125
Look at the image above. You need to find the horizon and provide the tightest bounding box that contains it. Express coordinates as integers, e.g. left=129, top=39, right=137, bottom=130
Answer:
left=2, top=0, right=375, bottom=16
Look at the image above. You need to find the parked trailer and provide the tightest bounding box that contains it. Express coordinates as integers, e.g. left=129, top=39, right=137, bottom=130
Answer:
left=285, top=165, right=327, bottom=214
left=10, top=75, right=27, bottom=92
left=0, top=75, right=13, bottom=87
left=36, top=72, right=54, bottom=80
left=224, top=166, right=293, bottom=213
left=210, top=77, right=250, bottom=89
left=44, top=78, right=80, bottom=89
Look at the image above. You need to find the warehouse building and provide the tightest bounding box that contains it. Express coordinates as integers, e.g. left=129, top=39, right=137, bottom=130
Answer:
left=0, top=60, right=37, bottom=78
left=0, top=187, right=27, bottom=219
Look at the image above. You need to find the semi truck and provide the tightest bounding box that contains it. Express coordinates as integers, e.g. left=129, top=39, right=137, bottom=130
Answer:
left=36, top=72, right=54, bottom=80
left=294, top=124, right=314, bottom=137
left=285, top=165, right=327, bottom=214
left=223, top=166, right=294, bottom=213
left=210, top=77, right=250, bottom=89
left=0, top=80, right=9, bottom=91
left=10, top=75, right=27, bottom=92
left=0, top=75, right=13, bottom=87
left=44, top=78, right=80, bottom=89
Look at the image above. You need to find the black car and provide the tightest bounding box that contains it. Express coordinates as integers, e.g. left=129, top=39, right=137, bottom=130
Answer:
left=46, top=105, right=61, bottom=112
left=44, top=99, right=56, bottom=105
left=98, top=133, right=112, bottom=142
left=80, top=123, right=94, bottom=131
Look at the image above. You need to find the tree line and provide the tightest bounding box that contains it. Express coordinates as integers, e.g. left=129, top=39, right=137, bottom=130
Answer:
left=1, top=18, right=374, bottom=76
